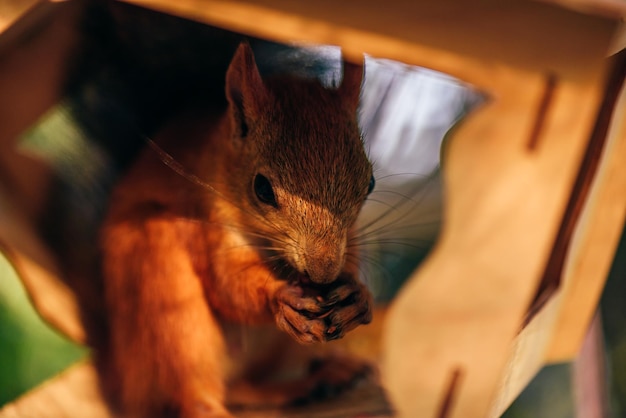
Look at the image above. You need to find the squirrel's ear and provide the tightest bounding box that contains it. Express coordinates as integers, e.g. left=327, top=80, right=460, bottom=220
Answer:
left=337, top=57, right=364, bottom=111
left=225, top=42, right=267, bottom=139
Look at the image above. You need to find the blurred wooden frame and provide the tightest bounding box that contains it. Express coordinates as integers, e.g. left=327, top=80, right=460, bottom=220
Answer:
left=0, top=0, right=625, bottom=417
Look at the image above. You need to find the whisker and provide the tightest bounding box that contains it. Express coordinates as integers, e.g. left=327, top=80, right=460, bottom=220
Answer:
left=353, top=220, right=440, bottom=243
left=144, top=136, right=295, bottom=243
left=217, top=244, right=286, bottom=255
left=353, top=239, right=432, bottom=252
left=346, top=252, right=394, bottom=295
left=374, top=172, right=430, bottom=182
left=355, top=178, right=436, bottom=235
left=144, top=134, right=441, bottom=297
left=355, top=176, right=440, bottom=238
left=369, top=188, right=422, bottom=202
left=178, top=217, right=292, bottom=249
left=145, top=137, right=222, bottom=197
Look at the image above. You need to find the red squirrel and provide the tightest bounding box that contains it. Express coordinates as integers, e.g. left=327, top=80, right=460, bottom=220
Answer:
left=99, top=42, right=375, bottom=417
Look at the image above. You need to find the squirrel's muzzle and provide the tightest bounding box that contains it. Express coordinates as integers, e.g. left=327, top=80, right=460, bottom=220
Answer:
left=303, top=241, right=346, bottom=285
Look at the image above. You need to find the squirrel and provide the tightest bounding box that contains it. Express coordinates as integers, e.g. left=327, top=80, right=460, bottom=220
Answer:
left=98, top=42, right=375, bottom=417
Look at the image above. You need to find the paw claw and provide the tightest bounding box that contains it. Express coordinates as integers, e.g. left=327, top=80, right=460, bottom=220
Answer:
left=274, top=278, right=372, bottom=343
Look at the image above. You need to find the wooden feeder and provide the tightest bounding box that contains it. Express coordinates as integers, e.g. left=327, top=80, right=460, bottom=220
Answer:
left=0, top=0, right=625, bottom=417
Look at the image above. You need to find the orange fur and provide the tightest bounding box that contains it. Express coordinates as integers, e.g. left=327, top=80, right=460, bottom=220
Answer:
left=99, top=43, right=374, bottom=417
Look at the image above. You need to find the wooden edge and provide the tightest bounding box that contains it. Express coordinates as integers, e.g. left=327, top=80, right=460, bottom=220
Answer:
left=0, top=245, right=86, bottom=345
left=381, top=59, right=607, bottom=417
left=524, top=47, right=624, bottom=326
left=488, top=289, right=564, bottom=417
left=0, top=359, right=394, bottom=418
left=0, top=1, right=76, bottom=57
left=609, top=21, right=626, bottom=56
left=120, top=0, right=618, bottom=88
left=0, top=0, right=43, bottom=36
left=486, top=56, right=622, bottom=414
left=539, top=0, right=626, bottom=19
left=119, top=0, right=518, bottom=88
left=0, top=0, right=86, bottom=343
left=0, top=0, right=82, bottom=221
left=0, top=308, right=391, bottom=418
left=0, top=361, right=112, bottom=418
left=547, top=51, right=626, bottom=362
left=0, top=184, right=86, bottom=344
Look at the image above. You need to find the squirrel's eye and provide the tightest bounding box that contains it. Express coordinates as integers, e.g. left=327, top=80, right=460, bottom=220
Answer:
left=367, top=175, right=376, bottom=195
left=254, top=174, right=277, bottom=207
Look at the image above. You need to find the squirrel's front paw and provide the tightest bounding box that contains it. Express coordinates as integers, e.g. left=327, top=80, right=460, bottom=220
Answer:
left=273, top=276, right=372, bottom=344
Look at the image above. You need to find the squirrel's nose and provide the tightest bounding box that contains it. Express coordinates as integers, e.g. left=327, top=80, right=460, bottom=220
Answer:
left=304, top=244, right=344, bottom=285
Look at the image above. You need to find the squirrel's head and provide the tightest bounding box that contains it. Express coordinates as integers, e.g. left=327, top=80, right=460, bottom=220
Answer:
left=222, top=42, right=373, bottom=285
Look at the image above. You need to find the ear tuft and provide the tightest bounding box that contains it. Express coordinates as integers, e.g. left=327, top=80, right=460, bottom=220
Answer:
left=225, top=42, right=267, bottom=138
left=338, top=57, right=364, bottom=111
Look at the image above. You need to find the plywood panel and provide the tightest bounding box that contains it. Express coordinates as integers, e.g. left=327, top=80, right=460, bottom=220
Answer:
left=121, top=0, right=617, bottom=86
left=382, top=64, right=608, bottom=417
left=548, top=53, right=626, bottom=361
